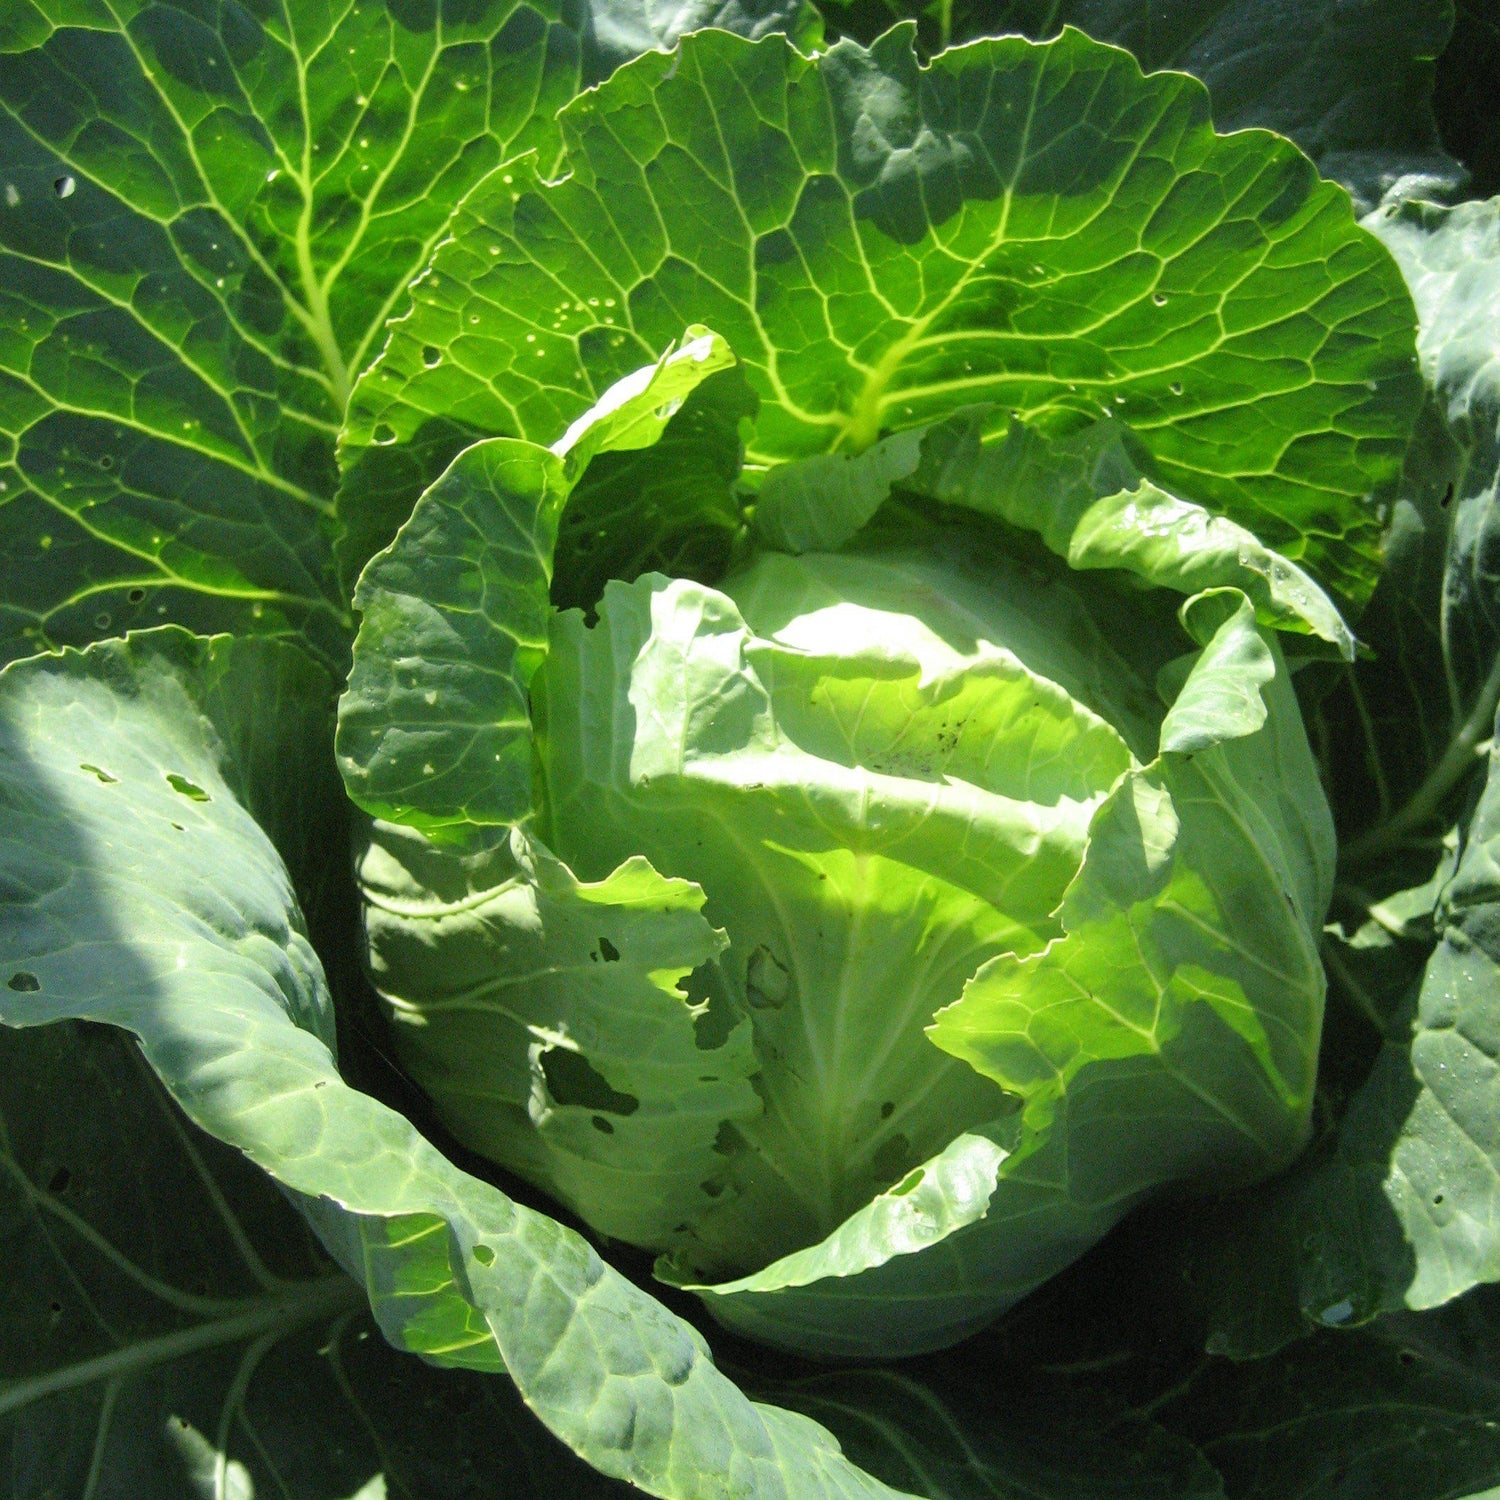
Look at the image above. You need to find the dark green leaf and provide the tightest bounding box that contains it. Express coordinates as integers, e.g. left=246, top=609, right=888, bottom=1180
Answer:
left=1159, top=1288, right=1500, bottom=1500
left=0, top=0, right=582, bottom=667
left=815, top=0, right=1459, bottom=209
left=753, top=1367, right=1225, bottom=1500
left=1434, top=0, right=1500, bottom=198
left=0, top=1022, right=639, bottom=1500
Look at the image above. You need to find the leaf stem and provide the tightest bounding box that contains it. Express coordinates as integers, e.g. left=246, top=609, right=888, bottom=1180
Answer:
left=0, top=1274, right=362, bottom=1418
left=1341, top=650, right=1500, bottom=868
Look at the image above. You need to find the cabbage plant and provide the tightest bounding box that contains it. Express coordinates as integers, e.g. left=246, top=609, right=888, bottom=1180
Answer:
left=342, top=341, right=1341, bottom=1356
left=5, top=2, right=1500, bottom=1498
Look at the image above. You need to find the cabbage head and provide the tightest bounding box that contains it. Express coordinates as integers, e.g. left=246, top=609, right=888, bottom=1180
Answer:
left=340, top=338, right=1338, bottom=1358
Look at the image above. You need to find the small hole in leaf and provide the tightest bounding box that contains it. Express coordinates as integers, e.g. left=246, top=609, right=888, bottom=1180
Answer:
left=421, top=345, right=442, bottom=368
left=48, top=1167, right=71, bottom=1194
left=371, top=422, right=397, bottom=445
left=7, top=971, right=40, bottom=992
left=889, top=1168, right=924, bottom=1197
left=165, top=773, right=211, bottom=802
left=471, top=1243, right=495, bottom=1266
left=1398, top=1349, right=1418, bottom=1367
left=314, top=1080, right=327, bottom=1089
left=598, top=936, right=620, bottom=962
left=54, top=175, right=75, bottom=199
left=49, top=1300, right=62, bottom=1316
left=879, top=1101, right=895, bottom=1119
left=591, top=1115, right=614, bottom=1134
left=1441, top=482, right=1454, bottom=509
left=540, top=1048, right=638, bottom=1115
left=79, top=763, right=117, bottom=783
left=171, top=822, right=185, bottom=832
left=126, top=587, right=145, bottom=603
left=1433, top=1193, right=1444, bottom=1205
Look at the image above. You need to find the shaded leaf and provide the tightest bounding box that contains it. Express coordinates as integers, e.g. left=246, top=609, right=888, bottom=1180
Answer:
left=0, top=1021, right=638, bottom=1500
left=1160, top=1288, right=1500, bottom=1500
left=760, top=1367, right=1225, bottom=1500
left=815, top=0, right=1459, bottom=209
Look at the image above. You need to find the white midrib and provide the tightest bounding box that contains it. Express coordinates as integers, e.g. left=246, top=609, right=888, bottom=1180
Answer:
left=0, top=1273, right=363, bottom=1418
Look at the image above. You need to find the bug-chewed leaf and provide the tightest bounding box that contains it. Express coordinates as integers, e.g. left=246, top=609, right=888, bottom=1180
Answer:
left=0, top=1021, right=643, bottom=1500
left=341, top=26, right=1420, bottom=606
left=530, top=552, right=1160, bottom=1354
left=0, top=0, right=582, bottom=668
left=0, top=628, right=923, bottom=1500
left=816, top=0, right=1459, bottom=210
left=337, top=331, right=733, bottom=837
left=359, top=818, right=762, bottom=1249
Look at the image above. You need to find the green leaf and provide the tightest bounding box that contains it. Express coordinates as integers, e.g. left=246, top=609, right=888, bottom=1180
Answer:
left=359, top=818, right=762, bottom=1249
left=1435, top=0, right=1500, bottom=199
left=927, top=594, right=1334, bottom=1355
left=0, top=628, right=919, bottom=1500
left=340, top=25, right=1421, bottom=605
left=336, top=329, right=734, bottom=837
left=759, top=1367, right=1226, bottom=1500
left=0, top=0, right=582, bottom=667
left=753, top=429, right=924, bottom=554
left=815, top=1, right=1459, bottom=209
left=909, top=414, right=1354, bottom=650
left=553, top=361, right=757, bottom=616
left=580, top=0, right=824, bottom=84
left=661, top=1132, right=1016, bottom=1359
left=1158, top=1288, right=1500, bottom=1500
left=0, top=1021, right=639, bottom=1500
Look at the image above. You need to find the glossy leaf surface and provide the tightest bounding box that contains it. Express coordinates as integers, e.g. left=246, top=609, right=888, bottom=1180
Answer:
left=341, top=26, right=1421, bottom=603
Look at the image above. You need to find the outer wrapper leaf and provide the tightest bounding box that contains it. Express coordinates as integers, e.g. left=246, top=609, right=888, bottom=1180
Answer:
left=814, top=1, right=1459, bottom=213
left=337, top=329, right=734, bottom=836
left=0, top=629, right=918, bottom=1500
left=0, top=0, right=582, bottom=667
left=339, top=26, right=1420, bottom=601
left=0, top=1021, right=643, bottom=1500
left=1174, top=198, right=1500, bottom=1356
